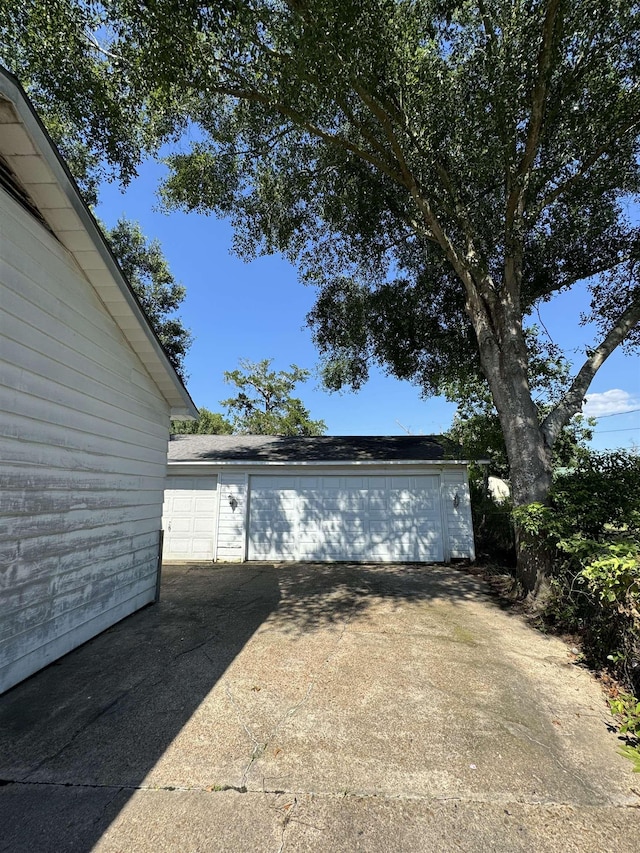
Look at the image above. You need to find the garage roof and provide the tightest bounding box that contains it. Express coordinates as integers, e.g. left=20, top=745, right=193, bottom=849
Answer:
left=168, top=434, right=465, bottom=463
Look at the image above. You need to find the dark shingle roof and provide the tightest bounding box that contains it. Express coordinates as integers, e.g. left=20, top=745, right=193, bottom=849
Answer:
left=167, top=435, right=463, bottom=463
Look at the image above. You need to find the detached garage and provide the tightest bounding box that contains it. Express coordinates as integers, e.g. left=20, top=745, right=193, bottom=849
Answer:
left=163, top=436, right=475, bottom=564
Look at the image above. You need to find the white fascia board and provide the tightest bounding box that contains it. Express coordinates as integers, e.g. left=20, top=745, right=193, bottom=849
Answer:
left=0, top=69, right=198, bottom=420
left=167, top=459, right=470, bottom=468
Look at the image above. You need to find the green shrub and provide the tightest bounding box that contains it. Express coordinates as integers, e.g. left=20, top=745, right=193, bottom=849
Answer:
left=609, top=692, right=640, bottom=772
left=468, top=479, right=515, bottom=564
left=516, top=451, right=640, bottom=769
left=579, top=540, right=640, bottom=605
left=552, top=450, right=640, bottom=539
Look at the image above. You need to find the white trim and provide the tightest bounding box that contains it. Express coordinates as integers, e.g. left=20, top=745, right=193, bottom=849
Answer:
left=439, top=475, right=451, bottom=563
left=212, top=477, right=221, bottom=563
left=0, top=69, right=197, bottom=420
left=242, top=471, right=249, bottom=562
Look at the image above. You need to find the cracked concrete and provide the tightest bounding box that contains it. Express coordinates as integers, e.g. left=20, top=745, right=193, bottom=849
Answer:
left=0, top=561, right=638, bottom=852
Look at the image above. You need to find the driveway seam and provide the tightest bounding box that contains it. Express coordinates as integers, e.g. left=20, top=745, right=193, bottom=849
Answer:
left=1, top=778, right=638, bottom=809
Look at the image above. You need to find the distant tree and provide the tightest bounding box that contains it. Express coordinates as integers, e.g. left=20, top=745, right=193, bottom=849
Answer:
left=104, top=218, right=192, bottom=379
left=448, top=405, right=595, bottom=482
left=221, top=359, right=326, bottom=436
left=171, top=407, right=233, bottom=435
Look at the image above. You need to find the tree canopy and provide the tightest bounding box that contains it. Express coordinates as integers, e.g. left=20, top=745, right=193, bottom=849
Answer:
left=3, top=1, right=640, bottom=591
left=221, top=359, right=326, bottom=436
left=171, top=360, right=326, bottom=435
left=104, top=218, right=192, bottom=378
left=170, top=407, right=233, bottom=435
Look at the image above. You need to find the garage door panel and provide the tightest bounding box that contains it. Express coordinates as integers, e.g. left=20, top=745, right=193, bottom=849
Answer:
left=250, top=536, right=298, bottom=560
left=390, top=476, right=412, bottom=488
left=415, top=499, right=438, bottom=511
left=168, top=537, right=190, bottom=553
left=248, top=474, right=444, bottom=562
left=172, top=497, right=193, bottom=513
left=194, top=497, right=216, bottom=512
left=368, top=498, right=387, bottom=511
left=256, top=476, right=295, bottom=489
left=193, top=518, right=214, bottom=533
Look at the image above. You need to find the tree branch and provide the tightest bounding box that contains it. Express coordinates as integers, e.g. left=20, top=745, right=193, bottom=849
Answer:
left=530, top=114, right=640, bottom=220
left=503, top=0, right=563, bottom=311
left=541, top=298, right=640, bottom=445
left=477, top=0, right=499, bottom=55
left=83, top=31, right=121, bottom=62
left=350, top=80, right=416, bottom=187
left=516, top=0, right=562, bottom=185
left=505, top=0, right=562, bottom=234
left=211, top=83, right=405, bottom=183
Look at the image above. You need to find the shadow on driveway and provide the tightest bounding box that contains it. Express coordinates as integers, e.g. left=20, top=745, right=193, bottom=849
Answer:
left=0, top=561, right=490, bottom=852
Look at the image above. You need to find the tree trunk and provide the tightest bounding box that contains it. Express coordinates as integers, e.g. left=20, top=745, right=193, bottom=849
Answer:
left=475, top=310, right=554, bottom=597
left=514, top=526, right=555, bottom=600
left=499, top=396, right=554, bottom=598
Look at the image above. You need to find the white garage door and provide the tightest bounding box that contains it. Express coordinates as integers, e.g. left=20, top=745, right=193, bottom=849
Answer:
left=248, top=475, right=443, bottom=562
left=162, top=476, right=218, bottom=561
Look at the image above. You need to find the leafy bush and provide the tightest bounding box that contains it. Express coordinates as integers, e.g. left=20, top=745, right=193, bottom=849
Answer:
left=468, top=479, right=515, bottom=564
left=552, top=450, right=640, bottom=539
left=579, top=540, right=640, bottom=605
left=609, top=692, right=640, bottom=772
left=512, top=451, right=640, bottom=769
left=512, top=501, right=557, bottom=539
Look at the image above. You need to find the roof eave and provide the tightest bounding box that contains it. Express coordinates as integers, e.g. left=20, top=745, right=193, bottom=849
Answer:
left=167, top=458, right=471, bottom=467
left=0, top=67, right=197, bottom=420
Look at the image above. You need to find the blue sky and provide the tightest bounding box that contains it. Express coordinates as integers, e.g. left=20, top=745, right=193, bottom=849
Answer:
left=96, top=159, right=639, bottom=451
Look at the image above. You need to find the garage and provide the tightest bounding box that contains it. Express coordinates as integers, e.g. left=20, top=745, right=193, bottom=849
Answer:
left=248, top=474, right=444, bottom=562
left=163, top=434, right=475, bottom=564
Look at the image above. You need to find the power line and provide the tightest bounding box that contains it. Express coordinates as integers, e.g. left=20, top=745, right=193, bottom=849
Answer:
left=587, top=407, right=640, bottom=419
left=592, top=426, right=640, bottom=434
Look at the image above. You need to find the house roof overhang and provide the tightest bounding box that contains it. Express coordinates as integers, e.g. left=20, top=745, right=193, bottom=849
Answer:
left=0, top=67, right=198, bottom=420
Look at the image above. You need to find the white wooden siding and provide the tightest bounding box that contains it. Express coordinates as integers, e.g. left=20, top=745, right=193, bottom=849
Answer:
left=215, top=473, right=248, bottom=561
left=0, top=190, right=171, bottom=693
left=441, top=470, right=475, bottom=560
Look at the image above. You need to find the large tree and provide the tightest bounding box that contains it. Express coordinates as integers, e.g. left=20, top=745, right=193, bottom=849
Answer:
left=221, top=359, right=326, bottom=436
left=3, top=2, right=640, bottom=592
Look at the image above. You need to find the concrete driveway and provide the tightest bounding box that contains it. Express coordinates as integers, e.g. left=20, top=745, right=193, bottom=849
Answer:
left=0, top=562, right=638, bottom=852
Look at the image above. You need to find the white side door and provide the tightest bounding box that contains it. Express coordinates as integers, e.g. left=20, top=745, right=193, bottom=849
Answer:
left=162, top=476, right=218, bottom=561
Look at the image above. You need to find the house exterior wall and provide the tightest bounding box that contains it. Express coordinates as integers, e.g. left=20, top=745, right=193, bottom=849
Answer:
left=0, top=190, right=171, bottom=693
left=164, top=464, right=476, bottom=564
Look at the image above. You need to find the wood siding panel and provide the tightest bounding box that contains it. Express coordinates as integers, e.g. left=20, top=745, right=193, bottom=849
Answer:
left=0, top=190, right=170, bottom=693
left=215, top=473, right=247, bottom=561
left=442, top=470, right=475, bottom=559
